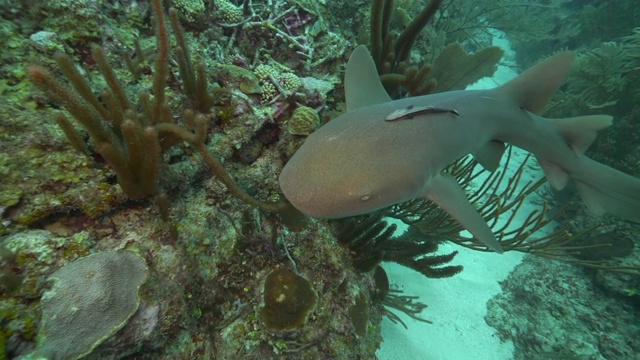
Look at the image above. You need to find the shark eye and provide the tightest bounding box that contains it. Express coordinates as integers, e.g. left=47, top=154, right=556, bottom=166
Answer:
left=360, top=195, right=371, bottom=201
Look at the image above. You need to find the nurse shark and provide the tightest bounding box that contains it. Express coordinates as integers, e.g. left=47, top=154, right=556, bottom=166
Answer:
left=279, top=45, right=640, bottom=253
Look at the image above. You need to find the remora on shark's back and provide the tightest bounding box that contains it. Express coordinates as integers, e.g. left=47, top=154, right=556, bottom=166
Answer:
left=279, top=45, right=640, bottom=253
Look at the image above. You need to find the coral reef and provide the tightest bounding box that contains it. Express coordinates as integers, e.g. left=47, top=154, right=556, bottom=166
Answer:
left=513, top=6, right=640, bottom=280
left=486, top=256, right=640, bottom=359
left=367, top=0, right=504, bottom=97
left=425, top=43, right=503, bottom=92
left=547, top=35, right=640, bottom=176
left=1, top=0, right=639, bottom=359
left=1, top=0, right=386, bottom=356
left=173, top=0, right=206, bottom=23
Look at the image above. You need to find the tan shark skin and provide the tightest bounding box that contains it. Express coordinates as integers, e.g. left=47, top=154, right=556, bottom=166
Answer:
left=279, top=45, right=640, bottom=253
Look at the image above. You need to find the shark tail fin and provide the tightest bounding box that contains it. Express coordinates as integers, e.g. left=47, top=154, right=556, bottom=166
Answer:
left=573, top=158, right=640, bottom=223
left=498, top=51, right=575, bottom=114
left=541, top=114, right=640, bottom=223
left=538, top=114, right=613, bottom=190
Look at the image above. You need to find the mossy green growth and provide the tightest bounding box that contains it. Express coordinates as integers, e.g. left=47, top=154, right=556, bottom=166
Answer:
left=0, top=17, right=32, bottom=83
left=38, top=0, right=105, bottom=44
left=0, top=298, right=41, bottom=350
left=0, top=329, right=5, bottom=359
left=0, top=185, right=22, bottom=211
left=348, top=292, right=369, bottom=337
left=0, top=102, right=126, bottom=225
left=259, top=268, right=318, bottom=331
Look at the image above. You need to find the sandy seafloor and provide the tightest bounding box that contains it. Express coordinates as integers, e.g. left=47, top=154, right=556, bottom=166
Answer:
left=376, top=34, right=549, bottom=360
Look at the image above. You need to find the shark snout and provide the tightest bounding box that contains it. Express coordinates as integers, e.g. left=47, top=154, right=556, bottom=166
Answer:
left=279, top=166, right=377, bottom=219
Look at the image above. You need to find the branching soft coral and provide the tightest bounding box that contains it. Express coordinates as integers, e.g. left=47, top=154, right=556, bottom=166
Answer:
left=28, top=0, right=293, bottom=236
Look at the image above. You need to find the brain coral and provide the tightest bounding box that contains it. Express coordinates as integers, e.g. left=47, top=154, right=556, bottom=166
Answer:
left=286, top=106, right=320, bottom=136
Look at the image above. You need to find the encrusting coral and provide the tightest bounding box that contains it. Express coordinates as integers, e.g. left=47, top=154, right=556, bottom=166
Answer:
left=34, top=251, right=148, bottom=360
left=258, top=267, right=318, bottom=332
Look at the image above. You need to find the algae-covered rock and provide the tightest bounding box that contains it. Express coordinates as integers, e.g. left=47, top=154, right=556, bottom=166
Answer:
left=486, top=256, right=640, bottom=359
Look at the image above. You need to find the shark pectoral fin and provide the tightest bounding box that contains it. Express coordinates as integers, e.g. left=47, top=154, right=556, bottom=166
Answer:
left=426, top=173, right=504, bottom=253
left=473, top=141, right=505, bottom=172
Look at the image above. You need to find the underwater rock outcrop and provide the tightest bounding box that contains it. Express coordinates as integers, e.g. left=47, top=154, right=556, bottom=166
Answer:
left=486, top=256, right=640, bottom=359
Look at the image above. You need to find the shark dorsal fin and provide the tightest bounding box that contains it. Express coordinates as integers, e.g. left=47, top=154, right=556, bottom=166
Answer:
left=498, top=51, right=574, bottom=114
left=345, top=45, right=392, bottom=111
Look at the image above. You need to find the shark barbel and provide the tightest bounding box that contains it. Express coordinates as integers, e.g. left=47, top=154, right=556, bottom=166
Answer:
left=279, top=45, right=640, bottom=253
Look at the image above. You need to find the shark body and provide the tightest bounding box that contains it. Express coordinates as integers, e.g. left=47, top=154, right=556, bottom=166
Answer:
left=279, top=45, right=640, bottom=253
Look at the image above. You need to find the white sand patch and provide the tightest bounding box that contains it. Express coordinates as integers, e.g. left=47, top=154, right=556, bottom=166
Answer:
left=377, top=147, right=549, bottom=360
left=376, top=31, right=556, bottom=360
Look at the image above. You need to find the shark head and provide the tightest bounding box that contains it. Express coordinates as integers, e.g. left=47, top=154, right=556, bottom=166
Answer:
left=278, top=107, right=425, bottom=218
left=279, top=46, right=406, bottom=218
left=278, top=157, right=396, bottom=219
